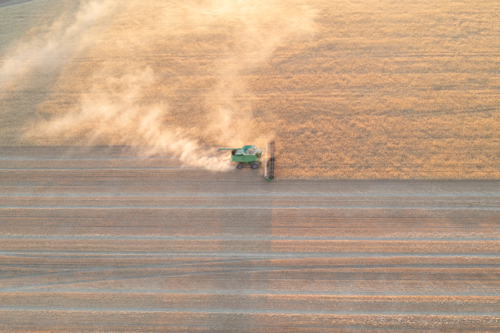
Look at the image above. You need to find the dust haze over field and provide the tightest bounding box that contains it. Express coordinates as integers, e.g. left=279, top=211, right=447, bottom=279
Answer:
left=0, top=0, right=499, bottom=177
left=0, top=0, right=315, bottom=171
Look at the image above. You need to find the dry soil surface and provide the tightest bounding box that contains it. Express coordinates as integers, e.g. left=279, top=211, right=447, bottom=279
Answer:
left=1, top=146, right=499, bottom=331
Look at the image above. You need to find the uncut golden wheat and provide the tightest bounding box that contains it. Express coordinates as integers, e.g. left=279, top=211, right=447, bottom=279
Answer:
left=0, top=0, right=498, bottom=178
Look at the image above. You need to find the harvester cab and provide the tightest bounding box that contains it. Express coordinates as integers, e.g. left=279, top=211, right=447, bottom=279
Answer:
left=218, top=141, right=275, bottom=180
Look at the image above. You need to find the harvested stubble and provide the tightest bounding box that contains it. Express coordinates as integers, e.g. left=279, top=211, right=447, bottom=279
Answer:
left=1, top=148, right=500, bottom=331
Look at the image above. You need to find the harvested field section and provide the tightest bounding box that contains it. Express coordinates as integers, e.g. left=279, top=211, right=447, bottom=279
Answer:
left=2, top=293, right=500, bottom=313
left=0, top=311, right=499, bottom=332
left=0, top=147, right=500, bottom=331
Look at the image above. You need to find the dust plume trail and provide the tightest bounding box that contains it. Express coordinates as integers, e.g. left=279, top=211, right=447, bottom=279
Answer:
left=17, top=0, right=317, bottom=171
left=25, top=67, right=232, bottom=171
left=0, top=0, right=116, bottom=90
left=196, top=0, right=317, bottom=146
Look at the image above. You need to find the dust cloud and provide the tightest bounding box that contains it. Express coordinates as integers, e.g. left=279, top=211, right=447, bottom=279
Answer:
left=3, top=0, right=316, bottom=171
left=0, top=0, right=116, bottom=89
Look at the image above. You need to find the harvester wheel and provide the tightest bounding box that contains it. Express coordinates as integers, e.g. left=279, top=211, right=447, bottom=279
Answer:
left=251, top=162, right=259, bottom=169
left=236, top=163, right=244, bottom=169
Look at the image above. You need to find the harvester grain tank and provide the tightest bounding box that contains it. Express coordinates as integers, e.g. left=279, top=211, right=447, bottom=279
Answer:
left=218, top=141, right=275, bottom=180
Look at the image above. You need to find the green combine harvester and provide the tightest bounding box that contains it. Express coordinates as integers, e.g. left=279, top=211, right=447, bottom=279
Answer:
left=218, top=141, right=275, bottom=180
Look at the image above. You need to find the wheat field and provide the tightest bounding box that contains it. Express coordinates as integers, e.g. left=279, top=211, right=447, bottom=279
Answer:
left=0, top=0, right=499, bottom=178
left=1, top=2, right=500, bottom=330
